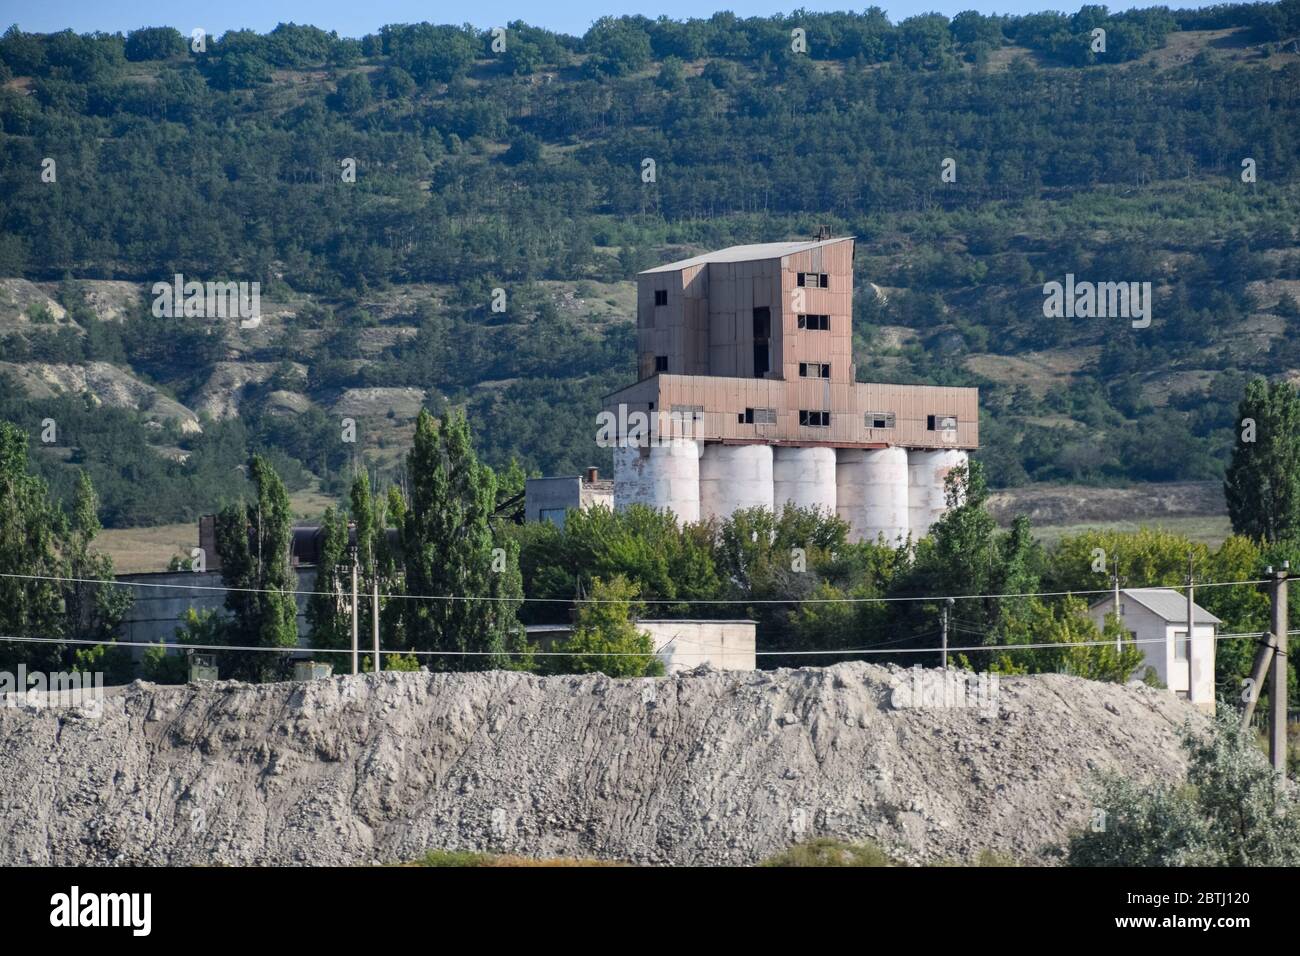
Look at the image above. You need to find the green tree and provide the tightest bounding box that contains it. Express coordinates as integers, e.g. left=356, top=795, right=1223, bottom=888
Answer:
left=124, top=27, right=186, bottom=62
left=64, top=470, right=133, bottom=675
left=213, top=454, right=299, bottom=680
left=1068, top=710, right=1300, bottom=865
left=1224, top=378, right=1300, bottom=543
left=400, top=409, right=524, bottom=670
left=554, top=575, right=662, bottom=677
left=305, top=506, right=351, bottom=656
left=0, top=422, right=72, bottom=672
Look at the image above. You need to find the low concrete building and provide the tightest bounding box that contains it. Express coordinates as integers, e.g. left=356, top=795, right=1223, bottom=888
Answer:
left=525, top=618, right=756, bottom=674
left=1088, top=588, right=1218, bottom=713
left=116, top=569, right=314, bottom=656
left=638, top=619, right=756, bottom=674
left=525, top=467, right=614, bottom=527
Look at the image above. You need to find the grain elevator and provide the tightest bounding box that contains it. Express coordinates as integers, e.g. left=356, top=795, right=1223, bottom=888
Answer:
left=602, top=236, right=978, bottom=543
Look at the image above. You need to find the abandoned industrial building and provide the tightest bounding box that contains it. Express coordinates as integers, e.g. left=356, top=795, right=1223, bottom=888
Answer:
left=598, top=236, right=980, bottom=540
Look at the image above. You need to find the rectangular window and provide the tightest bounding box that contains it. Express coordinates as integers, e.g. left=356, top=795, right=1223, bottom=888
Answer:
left=654, top=289, right=667, bottom=306
left=739, top=407, right=777, bottom=425
left=866, top=411, right=896, bottom=429
left=796, top=273, right=829, bottom=289
left=1174, top=630, right=1190, bottom=661
left=655, top=355, right=668, bottom=372
left=799, top=410, right=830, bottom=427
left=797, top=314, right=830, bottom=331
left=752, top=307, right=771, bottom=378
left=798, top=362, right=830, bottom=379
left=927, top=414, right=958, bottom=431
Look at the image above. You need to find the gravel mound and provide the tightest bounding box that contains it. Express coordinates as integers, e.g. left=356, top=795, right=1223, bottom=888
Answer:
left=0, top=663, right=1206, bottom=866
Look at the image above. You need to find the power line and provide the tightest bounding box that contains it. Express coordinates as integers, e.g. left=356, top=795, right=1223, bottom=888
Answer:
left=0, top=629, right=1285, bottom=659
left=0, top=571, right=1272, bottom=607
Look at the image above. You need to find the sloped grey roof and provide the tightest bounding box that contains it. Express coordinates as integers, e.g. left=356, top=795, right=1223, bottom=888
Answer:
left=1090, top=588, right=1221, bottom=625
left=639, top=237, right=854, bottom=274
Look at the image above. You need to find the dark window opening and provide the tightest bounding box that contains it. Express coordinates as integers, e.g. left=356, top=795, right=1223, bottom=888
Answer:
left=796, top=273, right=829, bottom=288
left=752, top=307, right=771, bottom=378
left=655, top=356, right=668, bottom=372
left=927, top=414, right=958, bottom=431
left=797, top=314, right=830, bottom=330
left=799, top=410, right=830, bottom=427
left=867, top=411, right=896, bottom=429
left=799, top=362, right=831, bottom=379
left=740, top=407, right=777, bottom=425
left=654, top=289, right=668, bottom=306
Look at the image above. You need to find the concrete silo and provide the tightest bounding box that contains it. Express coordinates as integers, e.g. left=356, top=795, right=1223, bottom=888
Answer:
left=907, top=449, right=969, bottom=540
left=699, top=444, right=773, bottom=522
left=613, top=440, right=701, bottom=524
left=773, top=446, right=837, bottom=515
left=836, top=447, right=910, bottom=544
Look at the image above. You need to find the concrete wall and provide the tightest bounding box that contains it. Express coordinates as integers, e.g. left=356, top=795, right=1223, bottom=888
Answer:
left=116, top=570, right=315, bottom=657
left=638, top=620, right=757, bottom=674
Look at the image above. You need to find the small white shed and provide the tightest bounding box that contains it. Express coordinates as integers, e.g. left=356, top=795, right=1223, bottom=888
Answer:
left=1088, top=588, right=1218, bottom=713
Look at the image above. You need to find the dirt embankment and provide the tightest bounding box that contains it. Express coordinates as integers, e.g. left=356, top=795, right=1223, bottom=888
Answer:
left=0, top=663, right=1205, bottom=866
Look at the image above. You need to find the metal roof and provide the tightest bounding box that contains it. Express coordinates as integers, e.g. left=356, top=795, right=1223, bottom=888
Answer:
left=639, top=237, right=855, bottom=274
left=1090, top=588, right=1221, bottom=625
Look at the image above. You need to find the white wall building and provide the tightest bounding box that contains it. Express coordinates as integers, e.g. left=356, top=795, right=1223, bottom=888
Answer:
left=1088, top=588, right=1218, bottom=713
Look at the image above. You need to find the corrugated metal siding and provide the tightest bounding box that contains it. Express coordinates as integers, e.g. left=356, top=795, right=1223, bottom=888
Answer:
left=622, top=237, right=977, bottom=450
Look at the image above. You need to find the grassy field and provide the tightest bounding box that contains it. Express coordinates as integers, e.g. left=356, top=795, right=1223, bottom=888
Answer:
left=1025, top=515, right=1234, bottom=549
left=99, top=485, right=341, bottom=573
left=97, top=522, right=195, bottom=573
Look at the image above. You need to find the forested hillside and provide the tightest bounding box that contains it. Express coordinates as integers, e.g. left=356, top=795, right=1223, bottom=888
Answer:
left=1, top=5, right=1299, bottom=526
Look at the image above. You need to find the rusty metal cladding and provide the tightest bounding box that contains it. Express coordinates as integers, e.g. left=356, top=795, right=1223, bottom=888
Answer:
left=610, top=237, right=978, bottom=521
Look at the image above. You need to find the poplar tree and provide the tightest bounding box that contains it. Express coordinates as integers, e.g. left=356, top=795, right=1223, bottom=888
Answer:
left=304, top=506, right=350, bottom=655
left=214, top=454, right=299, bottom=680
left=1224, top=378, right=1300, bottom=544
left=0, top=422, right=70, bottom=672
left=400, top=409, right=525, bottom=670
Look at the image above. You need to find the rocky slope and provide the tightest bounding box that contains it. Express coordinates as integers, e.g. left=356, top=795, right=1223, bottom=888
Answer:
left=0, top=663, right=1207, bottom=866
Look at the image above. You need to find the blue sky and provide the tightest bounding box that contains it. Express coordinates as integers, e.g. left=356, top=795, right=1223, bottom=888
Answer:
left=7, top=1, right=1226, bottom=40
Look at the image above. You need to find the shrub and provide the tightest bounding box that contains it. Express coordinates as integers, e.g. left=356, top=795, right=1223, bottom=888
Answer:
left=1067, top=709, right=1300, bottom=866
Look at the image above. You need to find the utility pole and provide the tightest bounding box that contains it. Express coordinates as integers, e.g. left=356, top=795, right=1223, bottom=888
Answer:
left=372, top=577, right=381, bottom=673
left=941, top=597, right=953, bottom=669
left=1186, top=552, right=1195, bottom=701
left=1112, top=556, right=1122, bottom=651
left=350, top=552, right=359, bottom=676
left=1269, top=562, right=1289, bottom=774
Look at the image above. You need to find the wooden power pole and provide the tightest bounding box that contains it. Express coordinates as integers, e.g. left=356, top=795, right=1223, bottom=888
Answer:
left=1269, top=563, right=1289, bottom=774
left=372, top=578, right=381, bottom=673
left=1186, top=553, right=1195, bottom=699
left=1112, top=556, right=1122, bottom=651
left=350, top=556, right=359, bottom=676
left=940, top=598, right=953, bottom=670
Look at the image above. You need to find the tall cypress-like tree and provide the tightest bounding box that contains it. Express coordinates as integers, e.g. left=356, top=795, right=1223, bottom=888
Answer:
left=1225, top=378, right=1300, bottom=543
left=214, top=454, right=299, bottom=680
left=400, top=409, right=524, bottom=670
left=0, top=422, right=71, bottom=672
left=0, top=425, right=131, bottom=675
left=304, top=506, right=350, bottom=657
left=65, top=470, right=134, bottom=681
